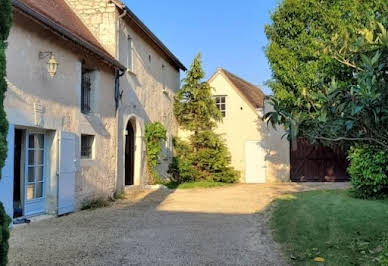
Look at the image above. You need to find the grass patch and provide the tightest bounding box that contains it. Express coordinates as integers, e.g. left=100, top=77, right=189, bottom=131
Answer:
left=164, top=181, right=232, bottom=190
left=81, top=198, right=111, bottom=210
left=271, top=190, right=388, bottom=265
left=113, top=190, right=126, bottom=200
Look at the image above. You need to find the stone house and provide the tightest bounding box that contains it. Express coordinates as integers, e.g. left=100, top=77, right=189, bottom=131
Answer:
left=65, top=0, right=186, bottom=189
left=0, top=0, right=185, bottom=220
left=197, top=68, right=290, bottom=183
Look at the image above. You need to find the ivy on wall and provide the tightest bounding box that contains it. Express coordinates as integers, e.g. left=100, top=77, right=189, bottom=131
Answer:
left=145, top=122, right=167, bottom=184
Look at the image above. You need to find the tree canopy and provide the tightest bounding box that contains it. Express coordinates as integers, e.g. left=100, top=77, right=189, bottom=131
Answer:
left=265, top=0, right=387, bottom=150
left=264, top=0, right=387, bottom=146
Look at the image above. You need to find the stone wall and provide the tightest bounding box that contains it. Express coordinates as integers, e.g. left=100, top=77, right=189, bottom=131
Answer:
left=65, top=0, right=118, bottom=57
left=4, top=13, right=118, bottom=212
left=67, top=0, right=182, bottom=186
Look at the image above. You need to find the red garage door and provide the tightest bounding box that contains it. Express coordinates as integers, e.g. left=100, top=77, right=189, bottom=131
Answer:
left=290, top=138, right=350, bottom=182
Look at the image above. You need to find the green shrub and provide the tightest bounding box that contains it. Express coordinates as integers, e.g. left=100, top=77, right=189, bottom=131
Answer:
left=113, top=190, right=126, bottom=200
left=168, top=138, right=197, bottom=183
left=168, top=135, right=239, bottom=184
left=145, top=122, right=167, bottom=184
left=81, top=198, right=111, bottom=210
left=0, top=203, right=10, bottom=266
left=348, top=145, right=388, bottom=199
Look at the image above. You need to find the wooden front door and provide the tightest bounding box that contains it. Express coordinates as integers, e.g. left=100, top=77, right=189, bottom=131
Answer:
left=125, top=122, right=135, bottom=186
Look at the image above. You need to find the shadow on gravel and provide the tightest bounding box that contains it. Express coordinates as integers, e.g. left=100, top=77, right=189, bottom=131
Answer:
left=8, top=184, right=350, bottom=265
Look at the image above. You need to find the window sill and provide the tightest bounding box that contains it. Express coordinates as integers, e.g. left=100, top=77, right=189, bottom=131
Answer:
left=127, top=69, right=136, bottom=76
left=80, top=158, right=97, bottom=167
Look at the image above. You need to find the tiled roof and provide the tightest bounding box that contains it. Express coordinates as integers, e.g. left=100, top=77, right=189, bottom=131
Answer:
left=220, top=69, right=265, bottom=108
left=13, top=0, right=125, bottom=70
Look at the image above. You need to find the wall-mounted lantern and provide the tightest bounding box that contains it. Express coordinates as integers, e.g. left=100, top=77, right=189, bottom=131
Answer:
left=39, top=52, right=59, bottom=78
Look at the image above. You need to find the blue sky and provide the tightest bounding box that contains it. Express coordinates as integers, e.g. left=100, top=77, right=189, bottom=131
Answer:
left=125, top=0, right=280, bottom=95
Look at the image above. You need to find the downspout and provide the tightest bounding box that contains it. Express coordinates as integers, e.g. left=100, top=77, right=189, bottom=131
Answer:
left=113, top=6, right=127, bottom=192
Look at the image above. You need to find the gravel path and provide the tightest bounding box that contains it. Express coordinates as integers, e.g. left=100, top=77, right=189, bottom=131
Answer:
left=9, top=182, right=349, bottom=265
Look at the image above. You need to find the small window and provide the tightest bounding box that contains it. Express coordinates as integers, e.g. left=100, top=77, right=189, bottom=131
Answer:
left=81, top=68, right=92, bottom=114
left=81, top=135, right=94, bottom=159
left=162, top=64, right=166, bottom=91
left=215, top=96, right=226, bottom=117
left=127, top=36, right=133, bottom=71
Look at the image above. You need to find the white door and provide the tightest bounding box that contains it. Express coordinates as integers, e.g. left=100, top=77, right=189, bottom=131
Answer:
left=24, top=133, right=47, bottom=216
left=58, top=132, right=76, bottom=215
left=245, top=141, right=266, bottom=183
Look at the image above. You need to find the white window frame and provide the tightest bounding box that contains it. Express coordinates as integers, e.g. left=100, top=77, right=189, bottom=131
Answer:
left=215, top=95, right=226, bottom=117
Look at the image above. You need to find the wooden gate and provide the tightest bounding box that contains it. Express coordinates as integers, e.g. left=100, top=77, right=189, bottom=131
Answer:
left=290, top=138, right=350, bottom=182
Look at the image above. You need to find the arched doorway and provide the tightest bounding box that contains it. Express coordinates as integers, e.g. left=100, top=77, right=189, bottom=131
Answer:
left=125, top=121, right=135, bottom=186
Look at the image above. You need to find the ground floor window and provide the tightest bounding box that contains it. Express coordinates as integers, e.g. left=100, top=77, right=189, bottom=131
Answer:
left=81, top=134, right=94, bottom=159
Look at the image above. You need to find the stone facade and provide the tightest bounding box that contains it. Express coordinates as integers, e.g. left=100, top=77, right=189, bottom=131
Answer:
left=65, top=0, right=118, bottom=57
left=66, top=0, right=182, bottom=186
left=2, top=13, right=118, bottom=214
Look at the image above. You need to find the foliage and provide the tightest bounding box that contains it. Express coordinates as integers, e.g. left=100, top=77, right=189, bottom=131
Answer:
left=0, top=0, right=12, bottom=178
left=145, top=122, right=167, bottom=184
left=165, top=181, right=231, bottom=190
left=0, top=203, right=10, bottom=266
left=264, top=0, right=387, bottom=148
left=113, top=189, right=126, bottom=200
left=271, top=190, right=388, bottom=265
left=348, top=145, right=388, bottom=199
left=168, top=137, right=196, bottom=183
left=0, top=2, right=12, bottom=265
left=81, top=198, right=111, bottom=210
left=174, top=53, right=222, bottom=133
left=171, top=54, right=239, bottom=184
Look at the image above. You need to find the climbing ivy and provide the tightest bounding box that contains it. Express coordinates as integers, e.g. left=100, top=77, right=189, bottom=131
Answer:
left=145, top=122, right=167, bottom=183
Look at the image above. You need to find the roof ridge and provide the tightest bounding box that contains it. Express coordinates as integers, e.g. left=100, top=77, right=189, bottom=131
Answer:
left=220, top=68, right=264, bottom=95
left=217, top=68, right=265, bottom=109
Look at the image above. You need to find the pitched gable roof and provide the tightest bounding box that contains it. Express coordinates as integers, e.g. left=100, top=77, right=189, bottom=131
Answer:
left=219, top=69, right=265, bottom=109
left=13, top=0, right=125, bottom=70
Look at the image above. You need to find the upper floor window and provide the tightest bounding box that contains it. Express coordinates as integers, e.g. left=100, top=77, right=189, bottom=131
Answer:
left=215, top=96, right=226, bottom=117
left=81, top=68, right=92, bottom=114
left=127, top=36, right=133, bottom=71
left=162, top=64, right=166, bottom=91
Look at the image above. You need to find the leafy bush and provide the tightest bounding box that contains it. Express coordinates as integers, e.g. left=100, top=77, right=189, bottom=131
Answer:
left=168, top=134, right=239, bottom=184
left=0, top=203, right=10, bottom=266
left=168, top=138, right=197, bottom=183
left=145, top=122, right=167, bottom=184
left=348, top=145, right=388, bottom=199
left=81, top=198, right=111, bottom=210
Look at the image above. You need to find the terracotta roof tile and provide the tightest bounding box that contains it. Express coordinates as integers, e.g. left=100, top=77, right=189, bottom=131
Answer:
left=220, top=69, right=265, bottom=108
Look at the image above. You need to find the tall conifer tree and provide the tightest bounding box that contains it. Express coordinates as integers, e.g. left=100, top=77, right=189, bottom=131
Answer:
left=173, top=54, right=239, bottom=183
left=0, top=1, right=12, bottom=265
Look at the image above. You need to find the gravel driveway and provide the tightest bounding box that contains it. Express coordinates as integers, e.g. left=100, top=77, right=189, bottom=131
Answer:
left=9, top=183, right=349, bottom=265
